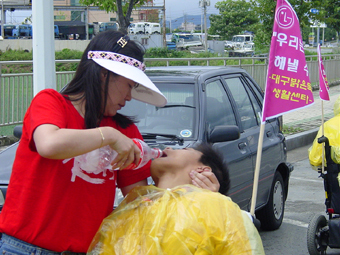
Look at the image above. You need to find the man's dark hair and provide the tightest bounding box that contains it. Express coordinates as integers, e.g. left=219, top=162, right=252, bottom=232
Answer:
left=62, top=30, right=144, bottom=129
left=195, top=144, right=230, bottom=195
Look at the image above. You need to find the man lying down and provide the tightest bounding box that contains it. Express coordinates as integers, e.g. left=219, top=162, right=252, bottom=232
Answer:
left=87, top=144, right=265, bottom=255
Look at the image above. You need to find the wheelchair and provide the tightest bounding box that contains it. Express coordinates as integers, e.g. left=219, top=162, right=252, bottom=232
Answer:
left=307, top=136, right=340, bottom=255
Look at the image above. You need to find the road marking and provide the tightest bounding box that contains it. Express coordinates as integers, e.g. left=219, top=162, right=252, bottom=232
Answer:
left=291, top=176, right=322, bottom=183
left=283, top=218, right=308, bottom=228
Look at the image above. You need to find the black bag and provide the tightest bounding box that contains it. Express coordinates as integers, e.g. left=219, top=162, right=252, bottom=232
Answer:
left=328, top=162, right=340, bottom=213
left=329, top=218, right=340, bottom=248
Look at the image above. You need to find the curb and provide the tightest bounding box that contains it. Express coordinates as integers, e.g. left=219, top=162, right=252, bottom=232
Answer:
left=285, top=127, right=319, bottom=151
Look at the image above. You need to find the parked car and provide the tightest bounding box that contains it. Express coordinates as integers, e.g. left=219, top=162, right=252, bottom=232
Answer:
left=171, top=33, right=203, bottom=50
left=144, top=22, right=161, bottom=34
left=0, top=143, right=16, bottom=211
left=0, top=66, right=293, bottom=230
left=12, top=24, right=32, bottom=38
left=128, top=22, right=146, bottom=34
left=99, top=22, right=119, bottom=33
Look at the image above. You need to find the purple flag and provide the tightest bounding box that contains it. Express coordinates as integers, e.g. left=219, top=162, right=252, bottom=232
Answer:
left=261, top=0, right=314, bottom=123
left=317, top=44, right=330, bottom=101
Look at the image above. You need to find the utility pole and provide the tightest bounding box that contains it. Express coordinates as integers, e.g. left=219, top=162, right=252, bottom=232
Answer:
left=1, top=0, right=4, bottom=40
left=168, top=12, right=172, bottom=33
left=85, top=6, right=89, bottom=40
left=200, top=0, right=209, bottom=51
left=162, top=0, right=166, bottom=48
left=201, top=7, right=203, bottom=35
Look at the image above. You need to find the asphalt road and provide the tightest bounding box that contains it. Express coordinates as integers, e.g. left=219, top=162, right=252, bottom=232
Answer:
left=260, top=144, right=340, bottom=255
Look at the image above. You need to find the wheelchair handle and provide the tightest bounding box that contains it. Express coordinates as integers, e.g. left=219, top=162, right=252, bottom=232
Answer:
left=318, top=136, right=329, bottom=146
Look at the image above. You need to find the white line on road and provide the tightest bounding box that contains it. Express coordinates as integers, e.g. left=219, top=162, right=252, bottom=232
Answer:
left=291, top=176, right=322, bottom=183
left=283, top=218, right=308, bottom=228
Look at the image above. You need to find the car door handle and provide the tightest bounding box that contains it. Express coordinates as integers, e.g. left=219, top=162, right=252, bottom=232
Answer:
left=238, top=142, right=247, bottom=150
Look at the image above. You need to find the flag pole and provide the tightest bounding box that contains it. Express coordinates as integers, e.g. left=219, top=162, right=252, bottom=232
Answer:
left=250, top=123, right=265, bottom=216
left=321, top=97, right=325, bottom=174
left=317, top=42, right=328, bottom=174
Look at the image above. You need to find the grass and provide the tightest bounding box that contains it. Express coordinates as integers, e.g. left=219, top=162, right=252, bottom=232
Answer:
left=0, top=125, right=17, bottom=140
left=282, top=125, right=304, bottom=135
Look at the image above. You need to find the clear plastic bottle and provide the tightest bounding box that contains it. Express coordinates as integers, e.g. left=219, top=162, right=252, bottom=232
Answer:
left=97, top=138, right=163, bottom=170
left=63, top=139, right=162, bottom=174
left=124, top=138, right=163, bottom=170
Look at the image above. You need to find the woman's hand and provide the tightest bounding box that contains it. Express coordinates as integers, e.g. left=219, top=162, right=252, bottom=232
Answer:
left=108, top=131, right=141, bottom=170
left=189, top=170, right=220, bottom=192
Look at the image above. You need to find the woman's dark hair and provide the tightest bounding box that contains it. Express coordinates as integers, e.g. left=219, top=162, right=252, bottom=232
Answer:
left=61, top=30, right=145, bottom=129
left=195, top=144, right=230, bottom=195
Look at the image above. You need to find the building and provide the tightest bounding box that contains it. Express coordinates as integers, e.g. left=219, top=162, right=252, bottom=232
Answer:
left=53, top=0, right=159, bottom=24
left=178, top=21, right=196, bottom=32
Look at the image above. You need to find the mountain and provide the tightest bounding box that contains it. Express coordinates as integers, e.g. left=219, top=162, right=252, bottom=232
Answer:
left=166, top=14, right=213, bottom=30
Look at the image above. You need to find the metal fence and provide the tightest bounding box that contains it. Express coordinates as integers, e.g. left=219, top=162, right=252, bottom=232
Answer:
left=1, top=55, right=340, bottom=127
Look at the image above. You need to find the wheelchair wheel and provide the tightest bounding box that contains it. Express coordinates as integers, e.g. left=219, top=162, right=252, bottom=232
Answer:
left=307, top=214, right=328, bottom=255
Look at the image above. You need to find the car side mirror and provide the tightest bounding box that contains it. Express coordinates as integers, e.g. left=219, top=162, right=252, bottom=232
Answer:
left=208, top=125, right=240, bottom=143
left=13, top=125, right=23, bottom=139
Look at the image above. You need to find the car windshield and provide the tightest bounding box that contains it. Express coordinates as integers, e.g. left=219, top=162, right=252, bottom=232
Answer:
left=233, top=36, right=245, bottom=42
left=119, top=83, right=196, bottom=139
left=181, top=35, right=200, bottom=42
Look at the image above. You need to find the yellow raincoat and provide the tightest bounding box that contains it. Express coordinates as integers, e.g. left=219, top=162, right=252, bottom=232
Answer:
left=309, top=95, right=340, bottom=166
left=87, top=185, right=265, bottom=255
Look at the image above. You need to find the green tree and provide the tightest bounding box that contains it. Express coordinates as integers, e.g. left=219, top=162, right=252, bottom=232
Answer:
left=23, top=15, right=32, bottom=24
left=80, top=0, right=148, bottom=34
left=252, top=0, right=319, bottom=47
left=318, top=0, right=340, bottom=42
left=146, top=10, right=160, bottom=23
left=209, top=0, right=259, bottom=40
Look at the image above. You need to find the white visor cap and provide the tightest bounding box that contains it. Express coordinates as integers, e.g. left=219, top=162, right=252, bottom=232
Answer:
left=90, top=53, right=167, bottom=107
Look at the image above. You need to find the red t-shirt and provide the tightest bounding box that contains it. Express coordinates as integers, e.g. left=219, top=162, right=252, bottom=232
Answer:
left=0, top=89, right=150, bottom=252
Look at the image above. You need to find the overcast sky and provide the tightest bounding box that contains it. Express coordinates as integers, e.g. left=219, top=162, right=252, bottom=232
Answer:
left=153, top=0, right=220, bottom=19
left=5, top=0, right=222, bottom=24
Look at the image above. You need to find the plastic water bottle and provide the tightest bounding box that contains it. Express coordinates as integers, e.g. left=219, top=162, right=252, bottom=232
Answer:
left=63, top=139, right=162, bottom=174
left=124, top=138, right=163, bottom=170
left=96, top=138, right=162, bottom=170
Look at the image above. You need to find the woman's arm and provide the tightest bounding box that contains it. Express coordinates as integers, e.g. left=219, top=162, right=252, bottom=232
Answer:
left=33, top=124, right=141, bottom=170
left=121, top=179, right=148, bottom=196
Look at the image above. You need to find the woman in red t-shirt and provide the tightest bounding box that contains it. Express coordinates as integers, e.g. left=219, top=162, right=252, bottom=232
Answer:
left=0, top=30, right=220, bottom=254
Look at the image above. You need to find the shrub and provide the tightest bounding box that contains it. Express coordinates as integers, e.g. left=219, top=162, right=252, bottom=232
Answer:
left=55, top=48, right=83, bottom=60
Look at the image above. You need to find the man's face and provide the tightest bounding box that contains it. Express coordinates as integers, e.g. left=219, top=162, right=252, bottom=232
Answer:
left=151, top=147, right=203, bottom=173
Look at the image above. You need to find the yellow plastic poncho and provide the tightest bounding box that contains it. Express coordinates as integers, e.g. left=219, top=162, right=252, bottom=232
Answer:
left=87, top=185, right=264, bottom=255
left=308, top=95, right=340, bottom=166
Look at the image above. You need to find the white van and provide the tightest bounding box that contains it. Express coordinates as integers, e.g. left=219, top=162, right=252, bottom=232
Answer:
left=128, top=22, right=146, bottom=34
left=145, top=23, right=161, bottom=34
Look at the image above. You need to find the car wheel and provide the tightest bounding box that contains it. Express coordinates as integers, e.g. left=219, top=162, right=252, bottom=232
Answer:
left=307, top=214, right=328, bottom=255
left=256, top=171, right=285, bottom=230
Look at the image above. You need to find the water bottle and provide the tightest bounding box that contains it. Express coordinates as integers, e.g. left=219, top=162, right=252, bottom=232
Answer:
left=63, top=139, right=162, bottom=174
left=124, top=138, right=163, bottom=170
left=96, top=138, right=162, bottom=170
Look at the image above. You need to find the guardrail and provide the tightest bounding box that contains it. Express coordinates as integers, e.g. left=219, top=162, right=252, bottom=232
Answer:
left=1, top=55, right=340, bottom=127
